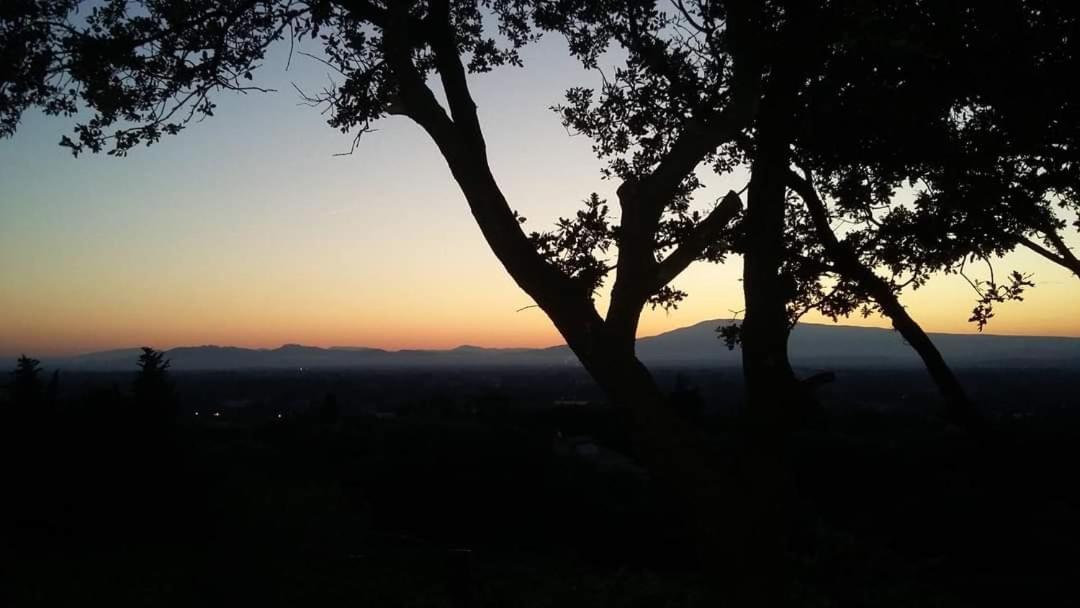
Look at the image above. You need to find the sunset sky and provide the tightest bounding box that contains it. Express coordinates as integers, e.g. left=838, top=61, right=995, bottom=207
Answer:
left=2, top=35, right=1078, bottom=358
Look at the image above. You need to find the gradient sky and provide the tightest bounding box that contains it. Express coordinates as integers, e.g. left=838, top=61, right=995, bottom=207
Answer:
left=2, top=34, right=1078, bottom=358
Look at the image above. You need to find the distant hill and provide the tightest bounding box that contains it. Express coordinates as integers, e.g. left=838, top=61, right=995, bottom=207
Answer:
left=48, top=319, right=1080, bottom=371
left=637, top=320, right=1080, bottom=369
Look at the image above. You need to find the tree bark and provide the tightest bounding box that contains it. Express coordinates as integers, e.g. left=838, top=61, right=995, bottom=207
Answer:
left=788, top=171, right=982, bottom=428
left=741, top=144, right=801, bottom=418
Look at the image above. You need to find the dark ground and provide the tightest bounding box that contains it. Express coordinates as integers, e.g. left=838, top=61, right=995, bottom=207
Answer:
left=4, top=367, right=1079, bottom=606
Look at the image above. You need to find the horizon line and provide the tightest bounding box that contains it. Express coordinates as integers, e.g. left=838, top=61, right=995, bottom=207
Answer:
left=11, top=318, right=1080, bottom=361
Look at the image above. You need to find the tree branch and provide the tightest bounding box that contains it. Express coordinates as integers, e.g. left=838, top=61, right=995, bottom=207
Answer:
left=425, top=0, right=485, bottom=147
left=1042, top=226, right=1080, bottom=277
left=621, top=89, right=757, bottom=210
left=380, top=11, right=455, bottom=141
left=604, top=3, right=760, bottom=344
left=380, top=6, right=604, bottom=348
left=332, top=0, right=390, bottom=27
left=1017, top=232, right=1080, bottom=277
left=652, top=190, right=743, bottom=292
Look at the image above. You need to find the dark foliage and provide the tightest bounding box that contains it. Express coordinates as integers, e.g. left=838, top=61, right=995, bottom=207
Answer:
left=133, top=346, right=176, bottom=421
left=784, top=2, right=1080, bottom=328
left=11, top=354, right=44, bottom=406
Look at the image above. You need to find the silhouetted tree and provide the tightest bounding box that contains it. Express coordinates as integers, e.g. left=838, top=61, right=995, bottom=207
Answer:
left=887, top=1, right=1079, bottom=283
left=11, top=354, right=44, bottom=408
left=530, top=1, right=1017, bottom=421
left=0, top=0, right=746, bottom=562
left=133, top=347, right=174, bottom=423
left=533, top=5, right=1078, bottom=594
left=572, top=1, right=1079, bottom=429
left=782, top=173, right=987, bottom=427
left=750, top=1, right=1080, bottom=426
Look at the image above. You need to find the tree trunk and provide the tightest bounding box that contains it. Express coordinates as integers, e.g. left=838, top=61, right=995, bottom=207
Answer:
left=789, top=171, right=981, bottom=428
left=569, top=336, right=786, bottom=604
left=883, top=301, right=981, bottom=427
left=729, top=72, right=808, bottom=604
left=848, top=270, right=979, bottom=427
left=562, top=330, right=717, bottom=525
left=742, top=151, right=802, bottom=418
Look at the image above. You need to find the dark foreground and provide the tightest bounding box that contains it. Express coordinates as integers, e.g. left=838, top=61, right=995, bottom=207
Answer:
left=4, top=368, right=1079, bottom=606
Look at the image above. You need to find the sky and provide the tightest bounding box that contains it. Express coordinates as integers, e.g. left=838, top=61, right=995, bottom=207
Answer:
left=2, top=34, right=1079, bottom=358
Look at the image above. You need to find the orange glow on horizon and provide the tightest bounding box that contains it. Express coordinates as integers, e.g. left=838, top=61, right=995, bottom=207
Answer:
left=5, top=251, right=1078, bottom=359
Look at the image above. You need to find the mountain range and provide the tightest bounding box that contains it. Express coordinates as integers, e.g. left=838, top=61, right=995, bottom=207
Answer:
left=47, top=319, right=1080, bottom=371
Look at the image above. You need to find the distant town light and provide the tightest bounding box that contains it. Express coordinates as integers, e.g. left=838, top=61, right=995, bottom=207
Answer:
left=276, top=413, right=283, bottom=419
left=213, top=411, right=220, bottom=417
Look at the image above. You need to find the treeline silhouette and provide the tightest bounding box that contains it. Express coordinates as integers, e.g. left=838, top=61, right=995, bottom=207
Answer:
left=5, top=350, right=180, bottom=550
left=5, top=353, right=1080, bottom=606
